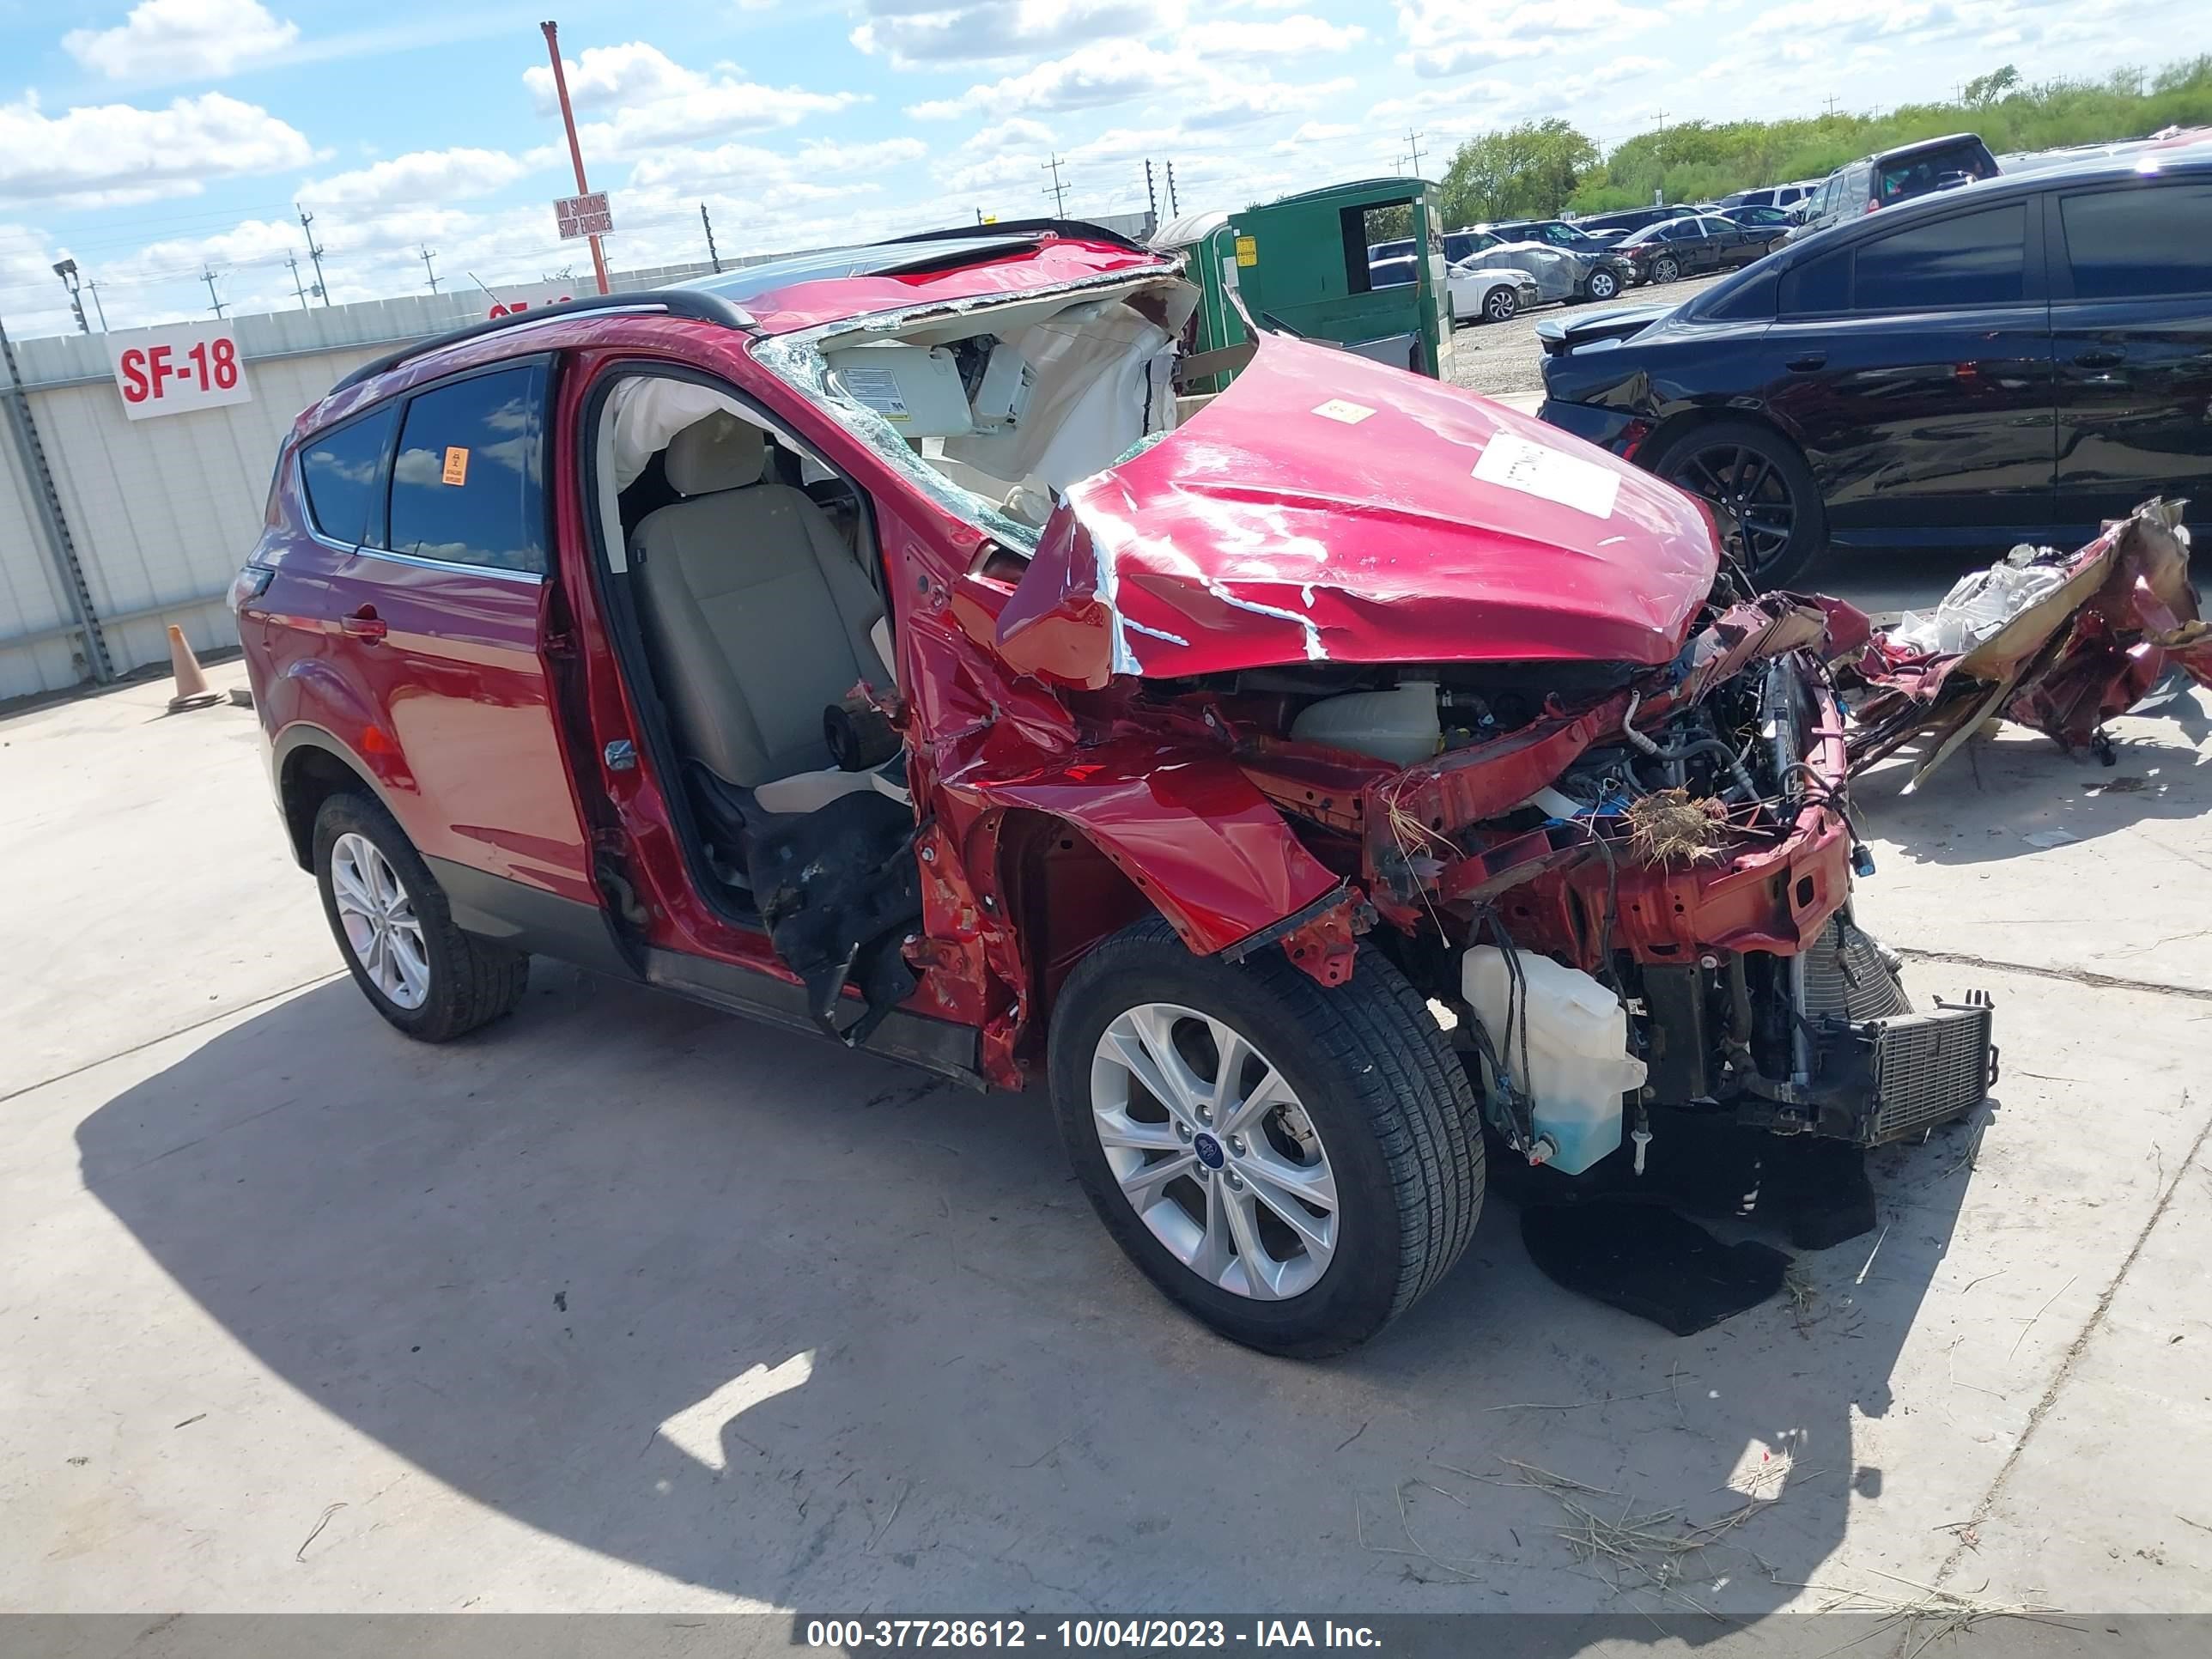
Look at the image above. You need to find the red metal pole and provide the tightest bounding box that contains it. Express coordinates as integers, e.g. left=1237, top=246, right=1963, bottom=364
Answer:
left=539, top=20, right=610, bottom=295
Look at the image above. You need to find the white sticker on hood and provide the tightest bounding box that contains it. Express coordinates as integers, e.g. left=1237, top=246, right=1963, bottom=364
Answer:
left=1311, top=398, right=1375, bottom=424
left=1473, top=431, right=1620, bottom=520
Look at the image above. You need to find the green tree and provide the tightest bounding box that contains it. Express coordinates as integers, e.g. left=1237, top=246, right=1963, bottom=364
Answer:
left=1962, top=64, right=2021, bottom=108
left=1437, top=118, right=1599, bottom=226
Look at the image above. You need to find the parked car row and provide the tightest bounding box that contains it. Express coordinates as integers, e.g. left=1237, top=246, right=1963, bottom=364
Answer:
left=1369, top=222, right=1633, bottom=323
left=1536, top=142, right=2212, bottom=586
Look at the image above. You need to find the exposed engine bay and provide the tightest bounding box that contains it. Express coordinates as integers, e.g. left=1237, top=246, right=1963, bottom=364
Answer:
left=1130, top=578, right=1997, bottom=1182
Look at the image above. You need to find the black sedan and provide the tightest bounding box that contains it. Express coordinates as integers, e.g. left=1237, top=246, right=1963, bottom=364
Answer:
left=1613, top=215, right=1786, bottom=286
left=1536, top=143, right=2212, bottom=587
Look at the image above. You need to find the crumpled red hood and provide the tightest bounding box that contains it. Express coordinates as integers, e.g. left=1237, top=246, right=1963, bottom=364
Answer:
left=996, top=333, right=1719, bottom=688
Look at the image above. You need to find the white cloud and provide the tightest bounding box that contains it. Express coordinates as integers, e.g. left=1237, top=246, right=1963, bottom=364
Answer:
left=1186, top=76, right=1356, bottom=130
left=63, top=0, right=300, bottom=81
left=1395, top=0, right=1663, bottom=76
left=1179, top=15, right=1366, bottom=56
left=523, top=41, right=863, bottom=155
left=851, top=0, right=1181, bottom=69
left=523, top=42, right=703, bottom=112
left=0, top=91, right=313, bottom=209
left=301, top=148, right=533, bottom=210
left=908, top=41, right=1198, bottom=118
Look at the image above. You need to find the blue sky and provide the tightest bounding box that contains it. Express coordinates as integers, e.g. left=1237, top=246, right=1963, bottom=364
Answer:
left=1, top=0, right=2204, bottom=337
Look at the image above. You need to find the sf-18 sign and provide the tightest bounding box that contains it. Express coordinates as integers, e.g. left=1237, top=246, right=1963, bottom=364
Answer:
left=554, top=191, right=612, bottom=240
left=110, top=322, right=252, bottom=420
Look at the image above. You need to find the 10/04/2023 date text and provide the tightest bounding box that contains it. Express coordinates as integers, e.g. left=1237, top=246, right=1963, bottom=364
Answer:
left=803, top=1621, right=1382, bottom=1649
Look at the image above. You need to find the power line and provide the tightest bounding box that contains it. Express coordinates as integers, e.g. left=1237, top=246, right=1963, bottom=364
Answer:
left=1042, top=153, right=1069, bottom=215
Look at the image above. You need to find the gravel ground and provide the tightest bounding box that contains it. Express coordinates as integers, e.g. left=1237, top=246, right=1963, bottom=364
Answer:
left=1445, top=270, right=1729, bottom=401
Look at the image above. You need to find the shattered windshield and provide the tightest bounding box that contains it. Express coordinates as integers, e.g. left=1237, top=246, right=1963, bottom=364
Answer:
left=750, top=266, right=1196, bottom=561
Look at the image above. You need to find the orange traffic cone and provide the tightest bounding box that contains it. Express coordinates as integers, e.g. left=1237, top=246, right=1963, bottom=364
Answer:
left=166, top=624, right=222, bottom=712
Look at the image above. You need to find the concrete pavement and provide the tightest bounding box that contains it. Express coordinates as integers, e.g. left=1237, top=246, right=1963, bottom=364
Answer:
left=3, top=641, right=2210, bottom=1624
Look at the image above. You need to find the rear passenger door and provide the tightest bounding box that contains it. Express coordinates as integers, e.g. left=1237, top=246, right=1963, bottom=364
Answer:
left=316, top=359, right=602, bottom=928
left=1762, top=201, right=2057, bottom=550
left=2048, top=178, right=2212, bottom=529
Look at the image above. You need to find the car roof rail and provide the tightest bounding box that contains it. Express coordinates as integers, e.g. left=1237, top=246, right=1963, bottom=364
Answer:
left=883, top=216, right=1156, bottom=258
left=331, top=288, right=754, bottom=395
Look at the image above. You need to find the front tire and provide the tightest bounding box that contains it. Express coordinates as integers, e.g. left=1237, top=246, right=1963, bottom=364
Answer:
left=1482, top=286, right=1518, bottom=323
left=1048, top=917, right=1483, bottom=1357
left=1649, top=419, right=1829, bottom=589
left=313, top=793, right=529, bottom=1042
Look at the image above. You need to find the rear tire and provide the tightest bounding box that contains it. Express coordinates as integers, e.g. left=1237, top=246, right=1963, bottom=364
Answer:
left=313, top=793, right=529, bottom=1042
left=1048, top=916, right=1483, bottom=1357
left=1585, top=268, right=1621, bottom=302
left=1652, top=254, right=1681, bottom=283
left=1649, top=419, right=1829, bottom=589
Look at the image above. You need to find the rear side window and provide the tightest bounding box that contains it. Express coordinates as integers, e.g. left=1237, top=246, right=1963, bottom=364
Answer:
left=2061, top=185, right=2212, bottom=299
left=1855, top=204, right=2027, bottom=309
left=298, top=406, right=395, bottom=545
left=1782, top=248, right=1851, bottom=313
left=386, top=364, right=549, bottom=574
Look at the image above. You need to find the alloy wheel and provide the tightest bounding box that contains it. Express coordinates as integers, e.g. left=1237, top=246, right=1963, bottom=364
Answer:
left=1090, top=1003, right=1339, bottom=1301
left=1588, top=270, right=1620, bottom=301
left=1666, top=441, right=1799, bottom=574
left=1484, top=288, right=1516, bottom=322
left=331, top=831, right=431, bottom=1010
left=1653, top=255, right=1680, bottom=283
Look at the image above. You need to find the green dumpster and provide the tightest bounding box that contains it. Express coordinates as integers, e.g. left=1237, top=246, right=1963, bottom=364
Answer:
left=1225, top=177, right=1455, bottom=380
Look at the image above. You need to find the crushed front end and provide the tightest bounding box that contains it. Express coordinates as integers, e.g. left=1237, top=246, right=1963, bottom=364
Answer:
left=964, top=329, right=1995, bottom=1183
left=1160, top=587, right=1996, bottom=1178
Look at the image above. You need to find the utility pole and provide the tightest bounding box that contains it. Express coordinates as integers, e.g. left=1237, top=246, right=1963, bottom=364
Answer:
left=297, top=205, right=330, bottom=305
left=700, top=203, right=722, bottom=272
left=1041, top=154, right=1069, bottom=216
left=541, top=19, right=611, bottom=296
left=286, top=253, right=311, bottom=310
left=419, top=244, right=441, bottom=293
left=84, top=282, right=109, bottom=331
left=52, top=260, right=88, bottom=334
left=1404, top=129, right=1426, bottom=178
left=202, top=269, right=226, bottom=319
left=1144, top=159, right=1158, bottom=223
left=1165, top=159, right=1179, bottom=216
left=1823, top=94, right=1841, bottom=117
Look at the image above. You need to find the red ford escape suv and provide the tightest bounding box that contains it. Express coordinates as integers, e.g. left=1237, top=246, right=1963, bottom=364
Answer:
left=236, top=221, right=1994, bottom=1355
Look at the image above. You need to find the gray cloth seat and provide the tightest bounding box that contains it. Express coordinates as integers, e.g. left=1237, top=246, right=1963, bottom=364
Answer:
left=630, top=412, right=889, bottom=791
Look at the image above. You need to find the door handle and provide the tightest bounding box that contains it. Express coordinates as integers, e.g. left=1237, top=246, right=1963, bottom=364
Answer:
left=1785, top=352, right=1826, bottom=372
left=341, top=605, right=387, bottom=642
left=2071, top=348, right=2124, bottom=369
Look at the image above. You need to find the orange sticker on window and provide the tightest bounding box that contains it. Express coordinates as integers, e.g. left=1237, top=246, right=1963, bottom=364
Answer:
left=441, top=446, right=469, bottom=486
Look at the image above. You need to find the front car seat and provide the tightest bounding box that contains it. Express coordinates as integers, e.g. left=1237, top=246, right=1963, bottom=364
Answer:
left=629, top=411, right=896, bottom=819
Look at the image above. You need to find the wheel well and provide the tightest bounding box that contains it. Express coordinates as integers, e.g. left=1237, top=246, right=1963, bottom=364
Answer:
left=995, top=810, right=1149, bottom=1062
left=1635, top=406, right=1802, bottom=477
left=278, top=744, right=374, bottom=869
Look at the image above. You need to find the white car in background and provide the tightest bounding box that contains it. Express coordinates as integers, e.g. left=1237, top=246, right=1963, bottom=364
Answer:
left=1367, top=254, right=1540, bottom=324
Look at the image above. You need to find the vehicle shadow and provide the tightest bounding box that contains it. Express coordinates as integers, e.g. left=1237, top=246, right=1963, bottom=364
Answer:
left=76, top=964, right=1974, bottom=1626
